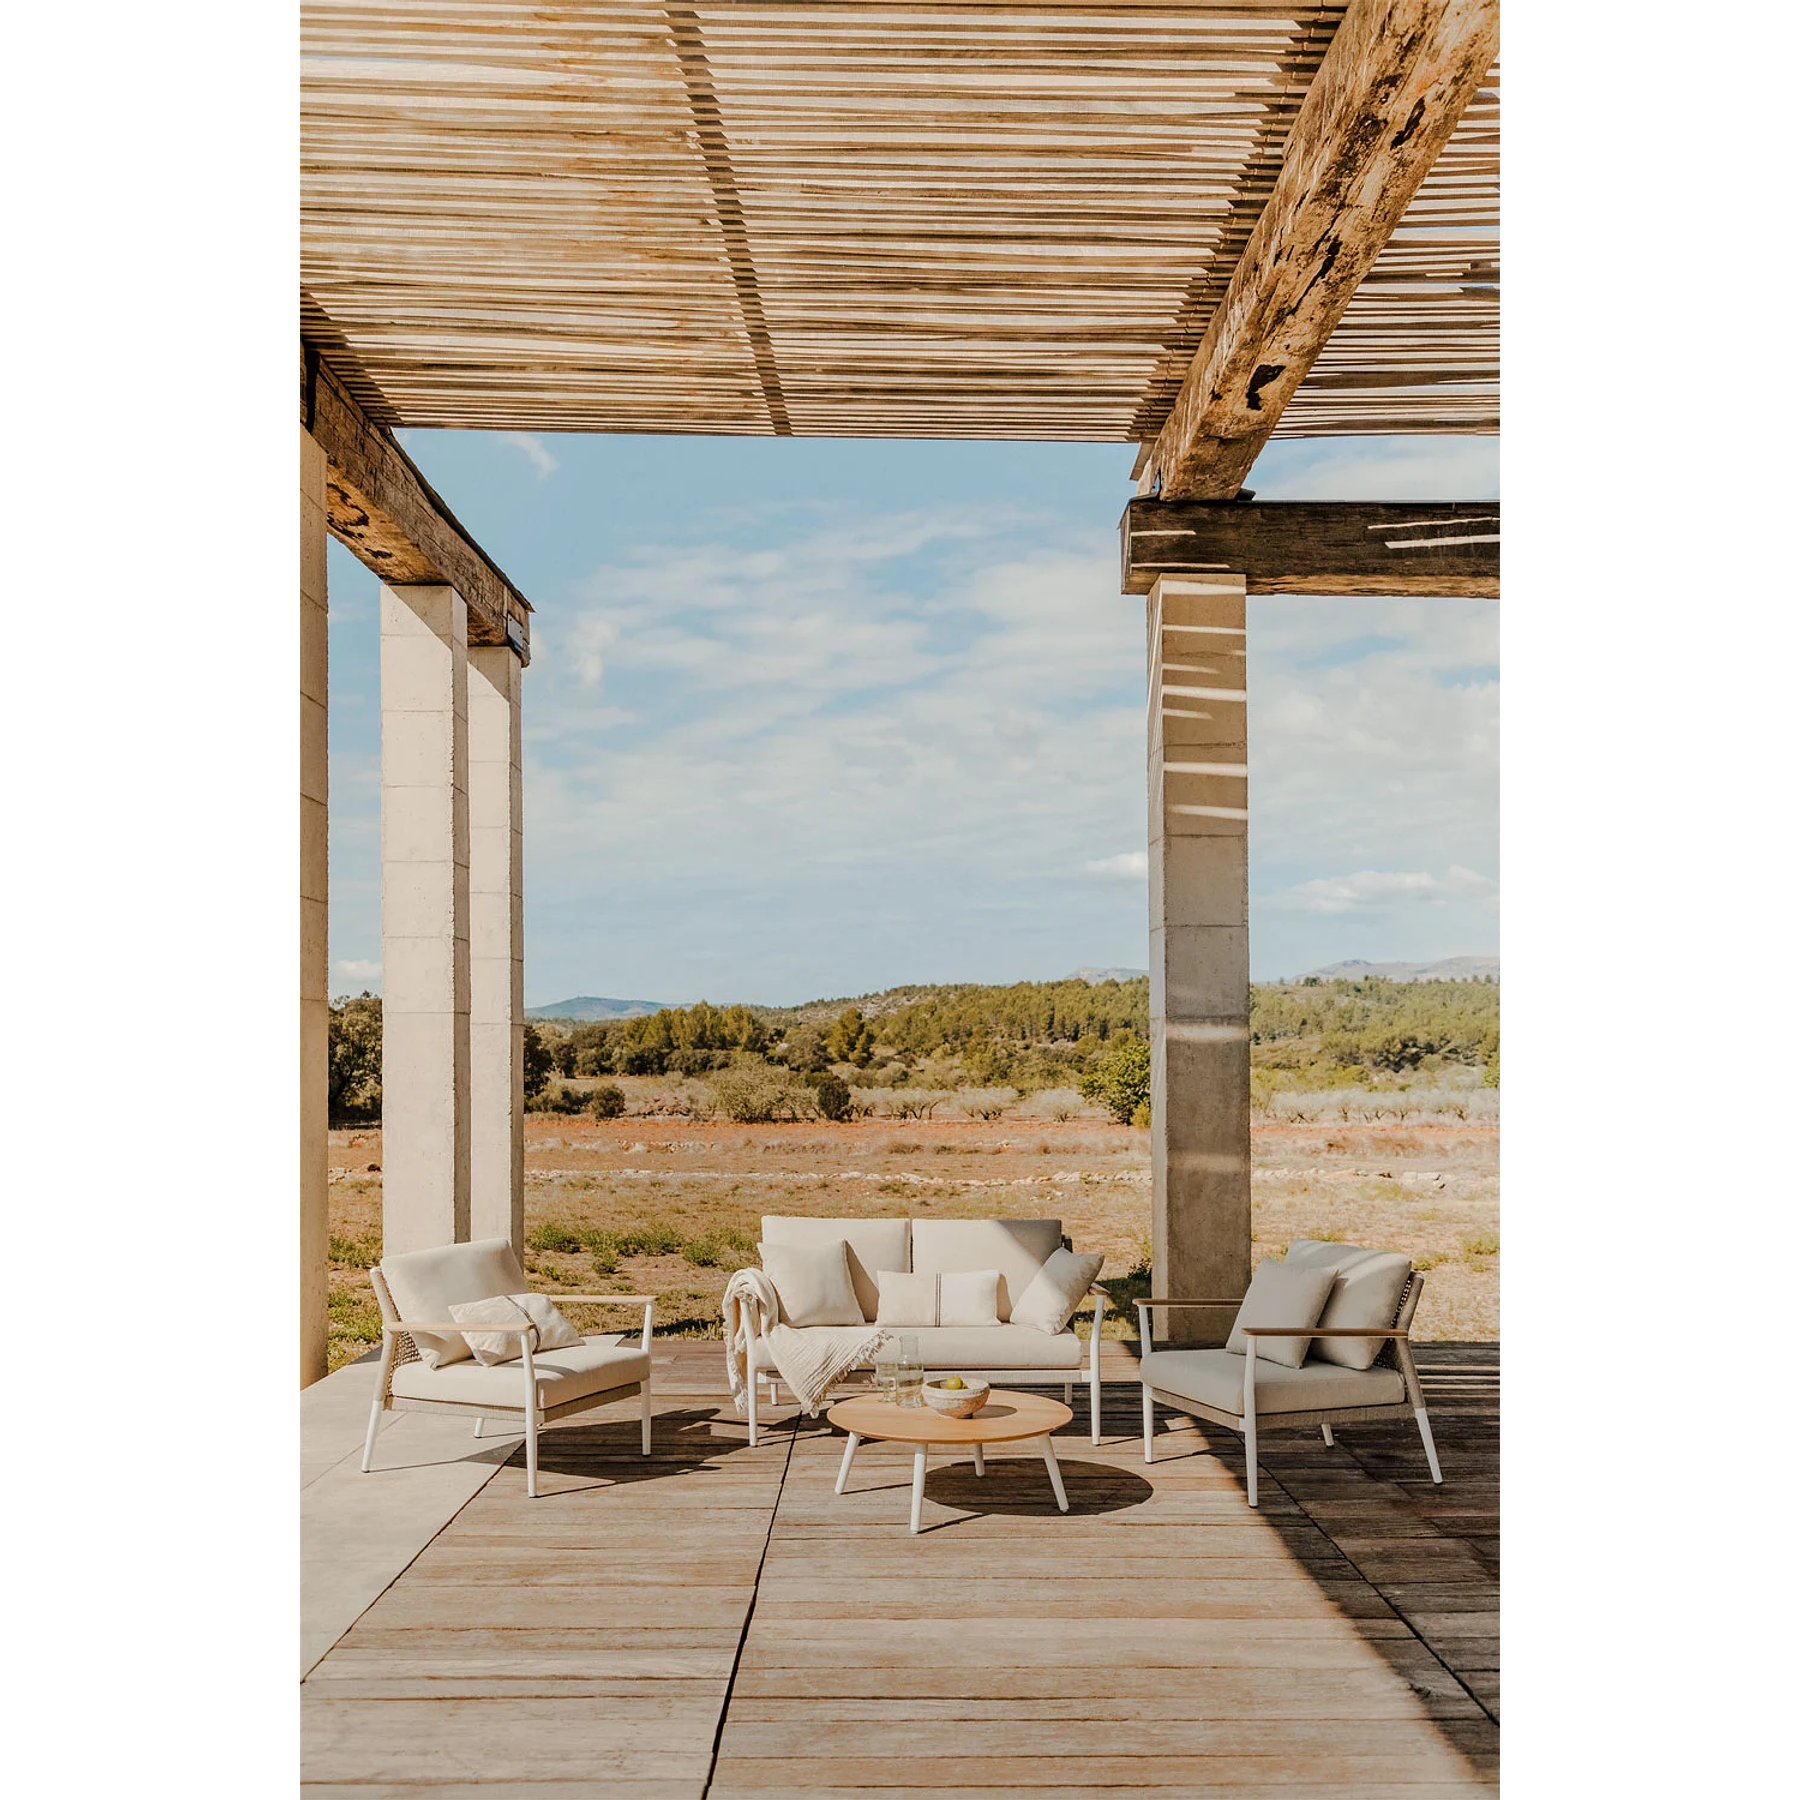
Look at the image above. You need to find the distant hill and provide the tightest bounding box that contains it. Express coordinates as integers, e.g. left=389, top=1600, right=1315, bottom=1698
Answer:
left=527, top=996, right=668, bottom=1021
left=1069, top=966, right=1148, bottom=985
left=1298, top=955, right=1498, bottom=984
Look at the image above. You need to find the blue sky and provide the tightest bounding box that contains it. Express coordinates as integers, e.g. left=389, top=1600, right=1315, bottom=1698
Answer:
left=326, top=432, right=1497, bottom=1007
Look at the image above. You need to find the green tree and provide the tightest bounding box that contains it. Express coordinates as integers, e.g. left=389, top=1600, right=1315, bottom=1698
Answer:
left=588, top=1082, right=627, bottom=1119
left=826, top=1007, right=876, bottom=1067
left=328, top=993, right=383, bottom=1123
left=522, top=1021, right=555, bottom=1098
left=1079, top=1036, right=1152, bottom=1124
left=815, top=1072, right=853, bottom=1122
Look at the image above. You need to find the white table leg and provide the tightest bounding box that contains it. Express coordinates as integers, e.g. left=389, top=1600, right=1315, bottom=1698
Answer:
left=835, top=1432, right=861, bottom=1495
left=910, top=1444, right=928, bottom=1534
left=973, top=1441, right=985, bottom=1477
left=1039, top=1435, right=1068, bottom=1512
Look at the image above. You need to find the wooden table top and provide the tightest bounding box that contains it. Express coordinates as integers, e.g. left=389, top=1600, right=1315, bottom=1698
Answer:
left=826, top=1389, right=1074, bottom=1446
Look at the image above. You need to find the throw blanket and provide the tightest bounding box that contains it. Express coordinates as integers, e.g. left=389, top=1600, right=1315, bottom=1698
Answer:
left=722, top=1267, right=888, bottom=1417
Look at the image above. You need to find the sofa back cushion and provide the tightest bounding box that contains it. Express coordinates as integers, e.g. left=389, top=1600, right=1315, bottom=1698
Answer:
left=762, top=1216, right=909, bottom=1321
left=759, top=1239, right=864, bottom=1327
left=379, top=1237, right=528, bottom=1368
left=1283, top=1238, right=1414, bottom=1371
left=910, top=1219, right=1062, bottom=1322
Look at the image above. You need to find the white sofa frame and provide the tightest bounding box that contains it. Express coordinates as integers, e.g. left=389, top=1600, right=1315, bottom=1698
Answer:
left=1135, top=1272, right=1441, bottom=1506
left=363, top=1266, right=657, bottom=1498
left=749, top=1282, right=1110, bottom=1447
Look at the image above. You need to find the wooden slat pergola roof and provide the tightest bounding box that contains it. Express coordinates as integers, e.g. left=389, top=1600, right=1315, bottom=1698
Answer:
left=301, top=0, right=1498, bottom=445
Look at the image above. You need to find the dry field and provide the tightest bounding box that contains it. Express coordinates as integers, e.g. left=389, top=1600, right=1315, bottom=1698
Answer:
left=326, top=1105, right=1497, bottom=1372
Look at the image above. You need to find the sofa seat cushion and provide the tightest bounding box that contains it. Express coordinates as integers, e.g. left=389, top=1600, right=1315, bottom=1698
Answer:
left=750, top=1322, right=1084, bottom=1372
left=762, top=1216, right=908, bottom=1321
left=391, top=1334, right=650, bottom=1408
left=1142, top=1347, right=1404, bottom=1416
left=380, top=1237, right=529, bottom=1368
left=910, top=1219, right=1062, bottom=1321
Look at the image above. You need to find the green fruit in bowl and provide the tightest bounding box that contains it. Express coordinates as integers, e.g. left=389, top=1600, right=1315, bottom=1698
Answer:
left=941, top=1376, right=965, bottom=1390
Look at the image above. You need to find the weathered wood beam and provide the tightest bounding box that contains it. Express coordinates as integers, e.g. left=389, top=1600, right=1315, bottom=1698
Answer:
left=1140, top=0, right=1501, bottom=501
left=301, top=348, right=531, bottom=659
left=1121, top=499, right=1498, bottom=597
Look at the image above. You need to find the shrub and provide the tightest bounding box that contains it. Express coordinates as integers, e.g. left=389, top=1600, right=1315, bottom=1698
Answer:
left=618, top=1221, right=684, bottom=1257
left=1463, top=1232, right=1500, bottom=1258
left=1028, top=1087, right=1082, bottom=1122
left=885, top=1092, right=943, bottom=1121
left=684, top=1227, right=756, bottom=1269
left=957, top=1087, right=1017, bottom=1121
left=1079, top=1036, right=1152, bottom=1124
left=709, top=1062, right=816, bottom=1123
left=528, top=1220, right=585, bottom=1255
left=523, top=1021, right=556, bottom=1098
left=814, top=1073, right=853, bottom=1122
left=588, top=1082, right=627, bottom=1120
left=1130, top=1100, right=1152, bottom=1129
left=328, top=993, right=383, bottom=1124
left=328, top=1231, right=381, bottom=1269
left=526, top=1079, right=588, bottom=1115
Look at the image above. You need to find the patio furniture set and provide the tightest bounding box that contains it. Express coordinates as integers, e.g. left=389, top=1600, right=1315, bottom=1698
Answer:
left=359, top=1217, right=1443, bottom=1520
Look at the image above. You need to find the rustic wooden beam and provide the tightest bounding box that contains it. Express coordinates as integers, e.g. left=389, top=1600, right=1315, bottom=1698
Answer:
left=1121, top=499, right=1498, bottom=597
left=1140, top=0, right=1501, bottom=501
left=301, top=348, right=531, bottom=659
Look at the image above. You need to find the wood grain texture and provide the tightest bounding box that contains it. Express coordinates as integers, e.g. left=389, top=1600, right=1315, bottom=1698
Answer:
left=827, top=1389, right=1072, bottom=1446
left=298, top=3, right=1497, bottom=444
left=303, top=1344, right=1498, bottom=1792
left=304, top=352, right=532, bottom=657
left=1122, top=498, right=1498, bottom=595
left=1140, top=0, right=1500, bottom=494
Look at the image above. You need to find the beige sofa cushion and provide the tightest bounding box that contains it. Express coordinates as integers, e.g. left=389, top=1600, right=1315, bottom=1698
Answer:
left=762, top=1216, right=909, bottom=1320
left=449, top=1292, right=583, bottom=1366
left=759, top=1239, right=863, bottom=1327
left=874, top=1269, right=937, bottom=1328
left=1283, top=1238, right=1414, bottom=1371
left=1011, top=1248, right=1104, bottom=1334
left=380, top=1237, right=528, bottom=1368
left=391, top=1334, right=650, bottom=1408
left=910, top=1219, right=1062, bottom=1321
left=750, top=1322, right=1084, bottom=1373
left=1225, top=1259, right=1336, bottom=1368
left=938, top=1269, right=1001, bottom=1328
left=1142, top=1347, right=1404, bottom=1416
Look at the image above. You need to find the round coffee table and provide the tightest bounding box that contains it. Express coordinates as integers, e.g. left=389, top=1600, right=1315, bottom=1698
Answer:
left=825, top=1389, right=1074, bottom=1533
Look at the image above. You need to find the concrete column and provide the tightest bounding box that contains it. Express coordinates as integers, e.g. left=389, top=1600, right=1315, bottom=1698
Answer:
left=1147, top=575, right=1251, bottom=1342
left=300, top=427, right=331, bottom=1387
left=381, top=584, right=471, bottom=1255
left=468, top=645, right=525, bottom=1257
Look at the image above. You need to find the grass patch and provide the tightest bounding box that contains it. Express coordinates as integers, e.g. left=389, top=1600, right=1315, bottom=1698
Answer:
left=329, top=1231, right=381, bottom=1269
left=1463, top=1232, right=1500, bottom=1258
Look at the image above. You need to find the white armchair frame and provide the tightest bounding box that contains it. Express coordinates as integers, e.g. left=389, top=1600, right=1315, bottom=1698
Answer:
left=1135, top=1272, right=1441, bottom=1506
left=751, top=1283, right=1111, bottom=1446
left=362, top=1267, right=657, bottom=1498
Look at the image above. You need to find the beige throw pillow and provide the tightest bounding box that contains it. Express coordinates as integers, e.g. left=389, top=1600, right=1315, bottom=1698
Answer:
left=1225, top=1260, right=1337, bottom=1368
left=448, top=1292, right=584, bottom=1367
left=759, top=1239, right=863, bottom=1327
left=937, top=1269, right=1001, bottom=1328
left=874, top=1269, right=938, bottom=1328
left=1010, top=1248, right=1104, bottom=1334
left=1283, top=1239, right=1414, bottom=1371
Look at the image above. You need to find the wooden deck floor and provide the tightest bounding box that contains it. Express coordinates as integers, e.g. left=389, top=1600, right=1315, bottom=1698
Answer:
left=303, top=1344, right=1498, bottom=1797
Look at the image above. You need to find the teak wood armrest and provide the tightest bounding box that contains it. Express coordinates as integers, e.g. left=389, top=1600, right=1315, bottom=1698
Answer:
left=533, top=1294, right=658, bottom=1306
left=1238, top=1325, right=1409, bottom=1339
left=1136, top=1297, right=1244, bottom=1308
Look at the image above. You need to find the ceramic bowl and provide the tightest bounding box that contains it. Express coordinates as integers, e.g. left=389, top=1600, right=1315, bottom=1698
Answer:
left=921, top=1378, right=990, bottom=1418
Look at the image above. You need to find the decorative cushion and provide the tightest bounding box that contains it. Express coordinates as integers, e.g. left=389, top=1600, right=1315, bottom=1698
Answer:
left=448, top=1293, right=583, bottom=1366
left=1225, top=1259, right=1337, bottom=1368
left=937, top=1269, right=1001, bottom=1328
left=748, top=1323, right=1085, bottom=1373
left=874, top=1269, right=938, bottom=1328
left=910, top=1219, right=1062, bottom=1321
left=1011, top=1248, right=1104, bottom=1334
left=379, top=1237, right=529, bottom=1368
left=759, top=1239, right=863, bottom=1327
left=761, top=1216, right=909, bottom=1321
left=390, top=1334, right=650, bottom=1407
left=1283, top=1239, right=1414, bottom=1371
left=1141, top=1346, right=1404, bottom=1415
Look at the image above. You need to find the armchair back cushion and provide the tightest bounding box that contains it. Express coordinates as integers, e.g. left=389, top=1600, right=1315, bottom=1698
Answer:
left=1283, top=1238, right=1414, bottom=1371
left=762, top=1216, right=908, bottom=1321
left=911, top=1219, right=1062, bottom=1321
left=1224, top=1259, right=1337, bottom=1368
left=379, top=1237, right=528, bottom=1368
left=449, top=1292, right=583, bottom=1366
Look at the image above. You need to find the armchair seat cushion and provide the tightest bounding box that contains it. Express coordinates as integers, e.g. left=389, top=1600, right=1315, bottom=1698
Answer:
left=391, top=1333, right=650, bottom=1408
left=1142, top=1347, right=1404, bottom=1416
left=750, top=1322, right=1084, bottom=1372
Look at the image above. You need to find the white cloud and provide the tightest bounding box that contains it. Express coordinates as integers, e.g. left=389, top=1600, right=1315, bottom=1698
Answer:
left=1262, top=865, right=1498, bottom=916
left=501, top=432, right=559, bottom=479
left=1085, top=851, right=1148, bottom=878
left=333, top=957, right=382, bottom=980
